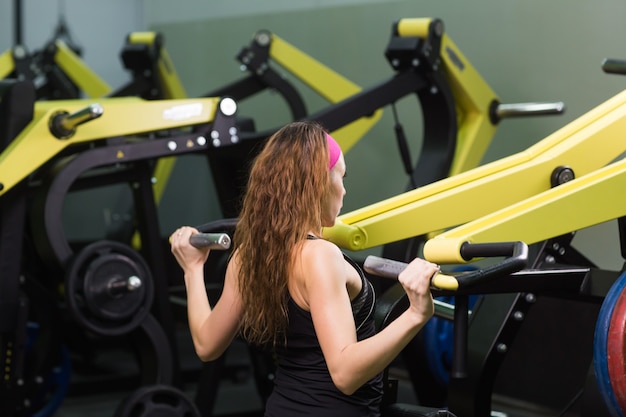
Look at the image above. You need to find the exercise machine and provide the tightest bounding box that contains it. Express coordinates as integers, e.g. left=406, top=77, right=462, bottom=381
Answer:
left=326, top=56, right=626, bottom=417
left=0, top=77, right=239, bottom=416
left=364, top=124, right=626, bottom=412
left=322, top=72, right=624, bottom=251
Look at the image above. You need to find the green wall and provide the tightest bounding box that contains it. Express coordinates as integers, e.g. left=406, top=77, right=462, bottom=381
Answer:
left=149, top=0, right=626, bottom=269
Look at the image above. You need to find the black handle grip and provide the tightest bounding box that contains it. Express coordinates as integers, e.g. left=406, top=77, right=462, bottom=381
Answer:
left=602, top=58, right=626, bottom=75
left=196, top=218, right=238, bottom=234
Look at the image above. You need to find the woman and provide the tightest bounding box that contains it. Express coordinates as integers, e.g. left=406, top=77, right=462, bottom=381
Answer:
left=170, top=121, right=437, bottom=416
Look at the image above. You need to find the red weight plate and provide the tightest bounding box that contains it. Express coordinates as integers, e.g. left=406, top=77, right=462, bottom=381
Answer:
left=608, top=289, right=626, bottom=413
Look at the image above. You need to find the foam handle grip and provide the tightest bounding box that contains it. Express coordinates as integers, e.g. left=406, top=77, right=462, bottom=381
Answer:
left=363, top=255, right=459, bottom=291
left=363, top=255, right=407, bottom=279
left=189, top=233, right=231, bottom=250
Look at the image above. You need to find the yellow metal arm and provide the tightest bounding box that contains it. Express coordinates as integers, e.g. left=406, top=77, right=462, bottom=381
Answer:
left=52, top=40, right=112, bottom=98
left=125, top=32, right=188, bottom=100
left=0, top=97, right=220, bottom=196
left=0, top=49, right=14, bottom=79
left=397, top=18, right=500, bottom=176
left=323, top=88, right=626, bottom=250
left=123, top=32, right=189, bottom=206
left=267, top=32, right=383, bottom=152
left=0, top=41, right=111, bottom=99
left=423, top=157, right=626, bottom=264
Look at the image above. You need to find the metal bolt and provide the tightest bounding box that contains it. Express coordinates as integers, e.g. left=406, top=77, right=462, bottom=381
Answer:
left=108, top=276, right=142, bottom=296
left=513, top=311, right=524, bottom=321
left=256, top=63, right=268, bottom=75
left=128, top=276, right=142, bottom=290
left=196, top=136, right=207, bottom=146
left=525, top=293, right=536, bottom=303
left=220, top=98, right=237, bottom=116
left=496, top=343, right=508, bottom=353
left=434, top=20, right=445, bottom=37
left=13, top=45, right=26, bottom=59
left=255, top=31, right=271, bottom=46
left=167, top=141, right=177, bottom=151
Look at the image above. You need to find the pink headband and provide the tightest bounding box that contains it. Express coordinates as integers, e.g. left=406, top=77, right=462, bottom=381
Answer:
left=326, top=132, right=341, bottom=170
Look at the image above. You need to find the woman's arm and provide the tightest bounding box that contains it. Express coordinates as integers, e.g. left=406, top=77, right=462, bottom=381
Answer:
left=171, top=227, right=243, bottom=361
left=302, top=240, right=435, bottom=395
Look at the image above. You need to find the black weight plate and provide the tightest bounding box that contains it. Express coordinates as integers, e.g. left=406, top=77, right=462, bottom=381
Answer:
left=83, top=253, right=146, bottom=321
left=65, top=240, right=154, bottom=337
left=114, top=384, right=201, bottom=417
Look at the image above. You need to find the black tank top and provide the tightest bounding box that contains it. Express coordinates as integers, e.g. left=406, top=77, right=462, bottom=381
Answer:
left=264, top=251, right=383, bottom=417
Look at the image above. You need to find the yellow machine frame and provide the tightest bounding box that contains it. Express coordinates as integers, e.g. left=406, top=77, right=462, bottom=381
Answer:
left=0, top=40, right=112, bottom=98
left=0, top=97, right=221, bottom=197
left=265, top=32, right=382, bottom=151
left=323, top=87, right=625, bottom=251
left=396, top=18, right=500, bottom=176
left=423, top=156, right=626, bottom=264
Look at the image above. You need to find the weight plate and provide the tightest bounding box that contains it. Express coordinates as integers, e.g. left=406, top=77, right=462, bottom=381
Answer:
left=114, top=384, right=201, bottom=417
left=83, top=253, right=146, bottom=321
left=594, top=271, right=626, bottom=417
left=608, top=286, right=626, bottom=413
left=65, top=240, right=154, bottom=337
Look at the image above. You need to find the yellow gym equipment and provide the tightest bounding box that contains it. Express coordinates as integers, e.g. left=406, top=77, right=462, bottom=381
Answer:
left=324, top=82, right=624, bottom=252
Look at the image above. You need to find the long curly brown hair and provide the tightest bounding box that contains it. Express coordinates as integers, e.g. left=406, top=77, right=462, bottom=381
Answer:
left=233, top=121, right=331, bottom=347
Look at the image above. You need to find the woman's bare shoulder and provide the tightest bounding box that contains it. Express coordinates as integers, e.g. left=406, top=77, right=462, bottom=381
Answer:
left=300, top=237, right=343, bottom=262
left=292, top=238, right=347, bottom=309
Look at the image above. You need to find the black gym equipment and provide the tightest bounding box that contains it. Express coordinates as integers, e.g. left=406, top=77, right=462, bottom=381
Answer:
left=113, top=384, right=201, bottom=417
left=368, top=235, right=622, bottom=417
left=64, top=240, right=154, bottom=337
left=371, top=241, right=530, bottom=417
left=0, top=75, right=239, bottom=414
